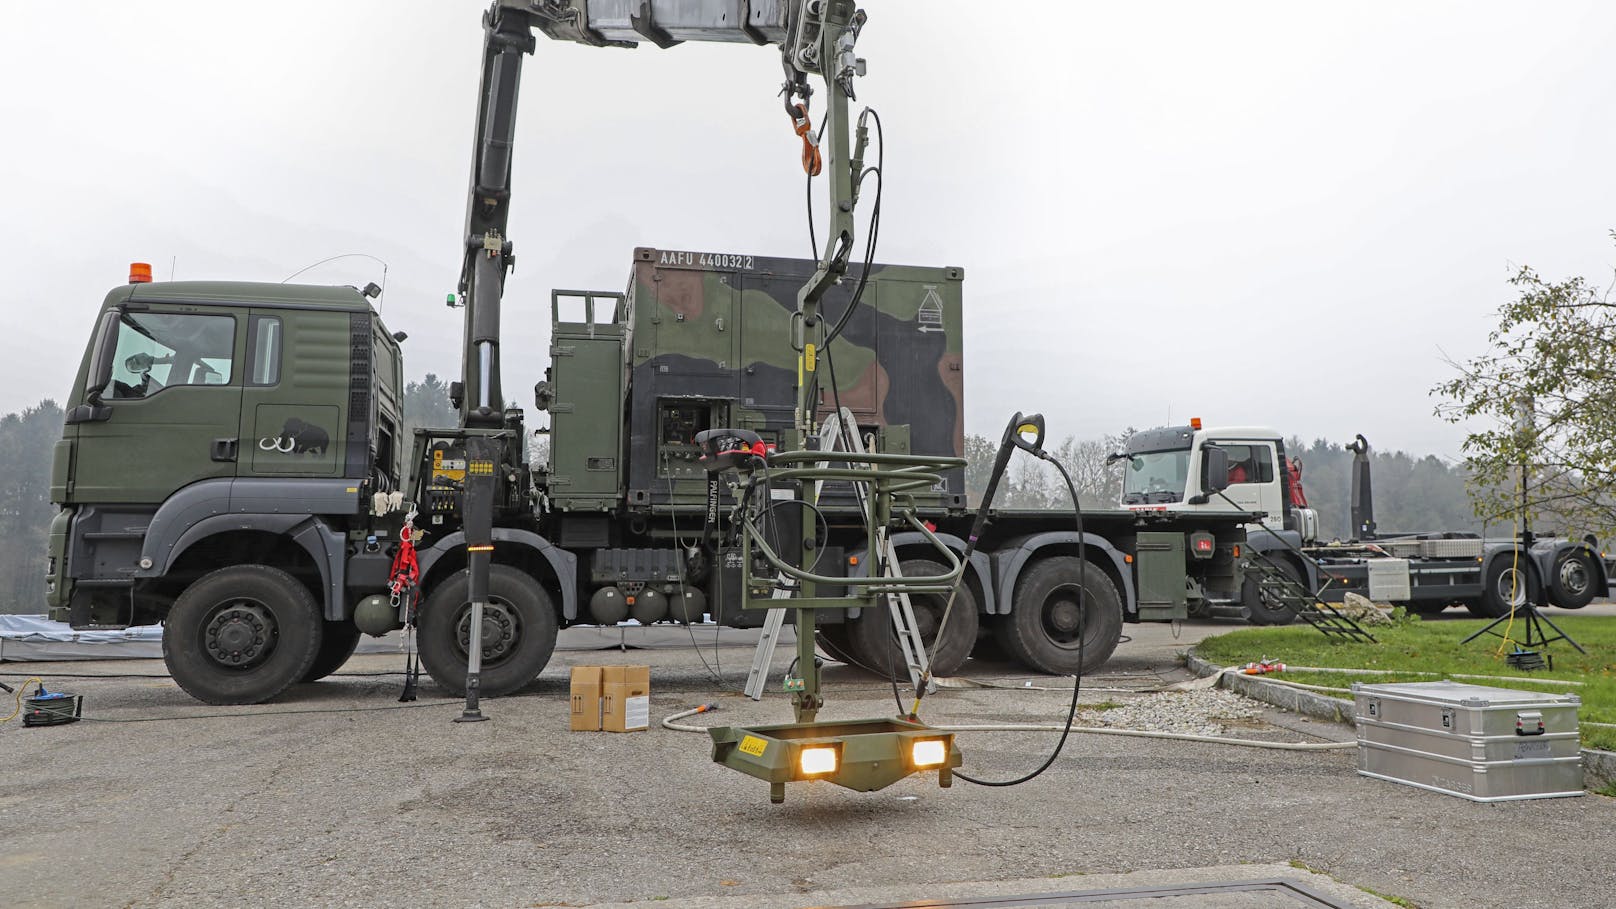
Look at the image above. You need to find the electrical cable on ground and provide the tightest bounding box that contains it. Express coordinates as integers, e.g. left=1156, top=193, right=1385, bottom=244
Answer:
left=658, top=707, right=1355, bottom=752
left=1268, top=666, right=1586, bottom=686
left=2, top=677, right=43, bottom=723
left=935, top=722, right=1356, bottom=752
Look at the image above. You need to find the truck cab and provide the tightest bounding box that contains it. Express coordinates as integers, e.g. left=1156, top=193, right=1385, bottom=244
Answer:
left=1120, top=422, right=1315, bottom=541
left=45, top=270, right=404, bottom=702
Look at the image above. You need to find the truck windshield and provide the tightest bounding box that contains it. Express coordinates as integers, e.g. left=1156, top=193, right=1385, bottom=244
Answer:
left=1121, top=449, right=1189, bottom=504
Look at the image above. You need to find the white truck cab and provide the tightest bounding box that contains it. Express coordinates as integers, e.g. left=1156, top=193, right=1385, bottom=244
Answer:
left=1118, top=421, right=1319, bottom=544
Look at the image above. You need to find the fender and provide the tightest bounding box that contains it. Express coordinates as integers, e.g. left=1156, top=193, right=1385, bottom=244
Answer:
left=889, top=530, right=997, bottom=614
left=1244, top=528, right=1320, bottom=591
left=418, top=528, right=579, bottom=620
left=1480, top=545, right=1536, bottom=602
left=139, top=478, right=358, bottom=619
left=1529, top=539, right=1609, bottom=607
left=990, top=532, right=1135, bottom=618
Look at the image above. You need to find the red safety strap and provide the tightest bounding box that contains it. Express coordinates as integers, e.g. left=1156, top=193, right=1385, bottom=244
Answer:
left=389, top=521, right=420, bottom=599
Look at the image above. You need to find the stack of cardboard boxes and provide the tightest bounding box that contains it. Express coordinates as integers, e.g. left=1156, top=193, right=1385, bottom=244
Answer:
left=570, top=665, right=651, bottom=732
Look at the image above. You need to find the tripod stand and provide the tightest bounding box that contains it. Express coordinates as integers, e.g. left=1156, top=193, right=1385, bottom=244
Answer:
left=1463, top=604, right=1585, bottom=669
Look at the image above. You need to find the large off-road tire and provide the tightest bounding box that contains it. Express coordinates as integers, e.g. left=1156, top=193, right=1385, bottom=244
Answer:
left=418, top=565, right=558, bottom=697
left=1472, top=556, right=1539, bottom=619
left=815, top=622, right=862, bottom=667
left=300, top=620, right=362, bottom=682
left=1242, top=555, right=1304, bottom=626
left=996, top=556, right=1122, bottom=676
left=844, top=559, right=979, bottom=679
left=969, top=626, right=1012, bottom=664
left=1548, top=549, right=1598, bottom=610
left=163, top=564, right=323, bottom=705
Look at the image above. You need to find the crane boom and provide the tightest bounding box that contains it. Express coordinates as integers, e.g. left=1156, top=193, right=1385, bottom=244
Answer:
left=454, top=0, right=862, bottom=430
left=446, top=0, right=868, bottom=717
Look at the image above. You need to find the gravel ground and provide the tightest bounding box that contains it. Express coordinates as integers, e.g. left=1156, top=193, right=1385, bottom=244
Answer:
left=1088, top=689, right=1261, bottom=737
left=3, top=616, right=1612, bottom=909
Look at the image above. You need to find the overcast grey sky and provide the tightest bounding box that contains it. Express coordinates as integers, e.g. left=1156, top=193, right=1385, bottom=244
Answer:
left=3, top=1, right=1613, bottom=460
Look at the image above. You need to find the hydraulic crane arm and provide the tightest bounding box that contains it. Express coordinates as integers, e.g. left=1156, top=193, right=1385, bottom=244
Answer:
left=446, top=1, right=868, bottom=720
left=452, top=0, right=866, bottom=430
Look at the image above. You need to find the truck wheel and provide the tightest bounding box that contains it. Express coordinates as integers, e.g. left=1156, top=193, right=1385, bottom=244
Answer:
left=418, top=565, right=558, bottom=697
left=163, top=565, right=323, bottom=705
left=997, top=556, right=1122, bottom=675
left=1242, top=556, right=1304, bottom=626
left=1549, top=549, right=1597, bottom=610
left=1475, top=557, right=1539, bottom=618
left=970, top=626, right=1011, bottom=663
left=844, top=559, right=979, bottom=679
left=300, top=620, right=362, bottom=682
left=815, top=623, right=861, bottom=666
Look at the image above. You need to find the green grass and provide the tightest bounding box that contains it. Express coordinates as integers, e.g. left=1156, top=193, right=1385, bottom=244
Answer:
left=1194, top=616, right=1616, bottom=752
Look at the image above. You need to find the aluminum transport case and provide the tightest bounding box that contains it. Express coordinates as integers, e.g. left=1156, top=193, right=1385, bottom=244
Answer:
left=1353, top=680, right=1583, bottom=802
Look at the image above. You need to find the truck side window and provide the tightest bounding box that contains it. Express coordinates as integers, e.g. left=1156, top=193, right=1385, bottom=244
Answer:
left=247, top=315, right=282, bottom=386
left=1222, top=444, right=1275, bottom=485
left=109, top=312, right=235, bottom=399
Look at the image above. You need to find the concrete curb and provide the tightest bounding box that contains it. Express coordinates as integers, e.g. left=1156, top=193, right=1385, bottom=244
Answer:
left=1185, top=651, right=1616, bottom=789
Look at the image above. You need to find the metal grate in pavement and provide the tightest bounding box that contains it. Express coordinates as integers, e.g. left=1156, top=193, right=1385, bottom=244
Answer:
left=822, top=877, right=1364, bottom=908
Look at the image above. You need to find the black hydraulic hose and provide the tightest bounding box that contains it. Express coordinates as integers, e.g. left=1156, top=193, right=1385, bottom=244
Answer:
left=824, top=109, right=883, bottom=348
left=956, top=451, right=1087, bottom=788
left=909, top=413, right=1041, bottom=713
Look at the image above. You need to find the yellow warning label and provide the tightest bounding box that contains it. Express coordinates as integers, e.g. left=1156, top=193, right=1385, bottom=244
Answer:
left=803, top=342, right=817, bottom=373
left=738, top=735, right=768, bottom=757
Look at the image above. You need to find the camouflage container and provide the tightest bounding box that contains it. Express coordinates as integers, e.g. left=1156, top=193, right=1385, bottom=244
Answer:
left=546, top=247, right=965, bottom=513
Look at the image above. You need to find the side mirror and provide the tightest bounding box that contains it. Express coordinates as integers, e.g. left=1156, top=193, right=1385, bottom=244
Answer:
left=1200, top=445, right=1230, bottom=496
left=83, top=310, right=122, bottom=406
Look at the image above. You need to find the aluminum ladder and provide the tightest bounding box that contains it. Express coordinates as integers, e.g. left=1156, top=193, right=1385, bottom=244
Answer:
left=742, top=409, right=934, bottom=700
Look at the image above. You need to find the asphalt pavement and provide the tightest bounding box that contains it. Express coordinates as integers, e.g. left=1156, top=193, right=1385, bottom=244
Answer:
left=2, top=609, right=1611, bottom=909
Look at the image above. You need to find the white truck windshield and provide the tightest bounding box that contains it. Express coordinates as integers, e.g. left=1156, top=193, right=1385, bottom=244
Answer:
left=1121, top=449, right=1190, bottom=504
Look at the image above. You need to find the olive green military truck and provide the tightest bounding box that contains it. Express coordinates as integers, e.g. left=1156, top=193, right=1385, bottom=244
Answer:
left=44, top=1, right=1252, bottom=705
left=45, top=249, right=1251, bottom=705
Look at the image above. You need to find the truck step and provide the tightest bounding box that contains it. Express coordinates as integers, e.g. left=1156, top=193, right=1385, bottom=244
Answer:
left=74, top=578, right=137, bottom=588
left=1248, top=554, right=1376, bottom=643
left=81, top=529, right=148, bottom=541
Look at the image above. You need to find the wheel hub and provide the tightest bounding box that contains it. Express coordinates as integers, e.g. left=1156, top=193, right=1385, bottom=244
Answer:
left=1044, top=585, right=1086, bottom=644
left=912, top=602, right=940, bottom=639
left=1496, top=569, right=1528, bottom=608
left=1560, top=560, right=1589, bottom=596
left=204, top=602, right=276, bottom=669
left=456, top=599, right=521, bottom=664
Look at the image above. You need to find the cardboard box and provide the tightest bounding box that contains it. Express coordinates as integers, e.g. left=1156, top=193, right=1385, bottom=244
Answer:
left=602, top=665, right=651, bottom=733
left=569, top=666, right=604, bottom=731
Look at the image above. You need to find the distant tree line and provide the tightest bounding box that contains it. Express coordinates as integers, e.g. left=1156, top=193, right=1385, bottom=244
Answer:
left=0, top=401, right=63, bottom=615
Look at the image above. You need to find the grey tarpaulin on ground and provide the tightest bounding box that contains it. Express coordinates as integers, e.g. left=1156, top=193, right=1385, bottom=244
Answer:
left=0, top=614, right=163, bottom=661
left=0, top=614, right=415, bottom=662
